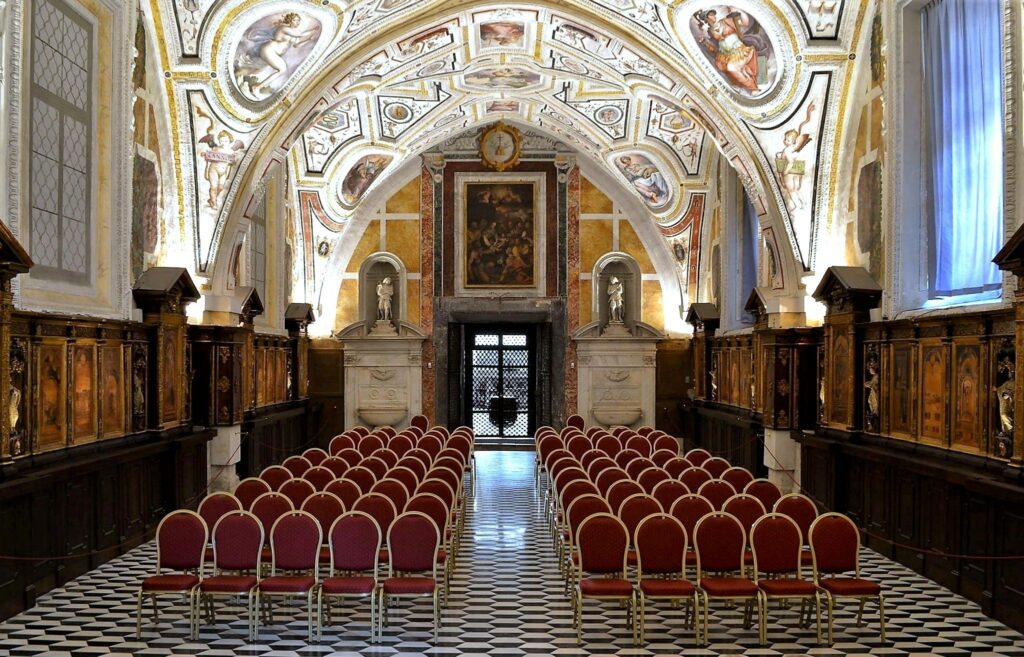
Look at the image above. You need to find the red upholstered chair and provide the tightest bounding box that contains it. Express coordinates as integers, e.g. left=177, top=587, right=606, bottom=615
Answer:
left=722, top=466, right=755, bottom=493
left=615, top=448, right=643, bottom=469
left=427, top=465, right=463, bottom=503
left=566, top=414, right=586, bottom=430
left=437, top=447, right=466, bottom=468
left=325, top=478, right=362, bottom=510
left=346, top=466, right=378, bottom=494
left=634, top=513, right=699, bottom=645
left=563, top=495, right=612, bottom=591
left=378, top=426, right=397, bottom=439
left=282, top=455, right=313, bottom=478
left=722, top=494, right=767, bottom=539
left=354, top=493, right=399, bottom=548
left=685, top=448, right=712, bottom=467
left=650, top=449, right=676, bottom=468
left=751, top=513, right=823, bottom=645
left=775, top=493, right=819, bottom=566
left=586, top=456, right=617, bottom=481
left=617, top=494, right=663, bottom=565
left=198, top=493, right=242, bottom=539
left=566, top=436, right=591, bottom=461
left=446, top=433, right=474, bottom=473
left=702, top=457, right=731, bottom=479
left=418, top=434, right=445, bottom=460
left=397, top=456, right=428, bottom=481
left=322, top=456, right=349, bottom=479
left=259, top=465, right=292, bottom=491
left=373, top=448, right=399, bottom=469
left=637, top=467, right=672, bottom=494
left=611, top=425, right=630, bottom=439
left=637, top=426, right=654, bottom=437
left=380, top=511, right=443, bottom=642
left=595, top=435, right=622, bottom=457
left=303, top=448, right=329, bottom=467
left=670, top=494, right=714, bottom=567
left=693, top=512, right=765, bottom=646
left=625, top=457, right=657, bottom=480
left=320, top=512, right=382, bottom=642
left=389, top=434, right=415, bottom=457
left=406, top=448, right=434, bottom=473
left=573, top=513, right=636, bottom=645
left=388, top=466, right=421, bottom=495
left=652, top=434, right=681, bottom=454
left=358, top=435, right=385, bottom=457
left=664, top=456, right=695, bottom=478
left=652, top=479, right=690, bottom=513
left=348, top=426, right=368, bottom=438
left=595, top=468, right=630, bottom=497
left=608, top=479, right=645, bottom=514
left=193, top=510, right=263, bottom=641
left=336, top=448, right=363, bottom=468
left=578, top=449, right=603, bottom=472
left=810, top=513, right=886, bottom=645
left=745, top=479, right=783, bottom=511
left=559, top=480, right=600, bottom=536
left=411, top=414, right=430, bottom=431
left=698, top=479, right=737, bottom=511
left=279, top=478, right=317, bottom=509
left=407, top=493, right=453, bottom=604
left=135, top=510, right=207, bottom=638
left=553, top=467, right=587, bottom=501
left=434, top=456, right=465, bottom=483
left=536, top=433, right=564, bottom=481
left=680, top=467, right=713, bottom=493
left=371, top=478, right=410, bottom=514
left=417, top=478, right=456, bottom=513
left=251, top=493, right=295, bottom=547
left=303, top=465, right=336, bottom=492
left=625, top=435, right=653, bottom=458
left=329, top=434, right=356, bottom=455
left=234, top=478, right=272, bottom=511
left=361, top=456, right=390, bottom=481
left=301, top=492, right=346, bottom=546
left=256, top=511, right=321, bottom=641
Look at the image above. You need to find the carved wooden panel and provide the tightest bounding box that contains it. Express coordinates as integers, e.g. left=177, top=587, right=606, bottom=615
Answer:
left=71, top=344, right=97, bottom=443
left=829, top=330, right=852, bottom=426
left=889, top=343, right=916, bottom=438
left=100, top=345, right=125, bottom=438
left=919, top=341, right=948, bottom=446
left=36, top=342, right=66, bottom=451
left=951, top=341, right=984, bottom=453
left=159, top=327, right=183, bottom=426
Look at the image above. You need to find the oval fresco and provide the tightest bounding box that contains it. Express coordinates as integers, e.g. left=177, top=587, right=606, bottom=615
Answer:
left=232, top=10, right=324, bottom=102
left=688, top=5, right=778, bottom=98
left=613, top=153, right=672, bottom=209
left=340, top=155, right=392, bottom=207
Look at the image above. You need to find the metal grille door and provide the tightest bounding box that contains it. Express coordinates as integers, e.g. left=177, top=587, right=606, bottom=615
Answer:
left=467, top=329, right=534, bottom=443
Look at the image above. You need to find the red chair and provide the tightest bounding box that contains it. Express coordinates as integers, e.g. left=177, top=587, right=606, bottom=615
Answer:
left=389, top=434, right=414, bottom=457
left=608, top=479, right=645, bottom=514
left=652, top=479, right=689, bottom=513
left=234, top=478, right=272, bottom=511
left=595, top=435, right=622, bottom=457
left=279, top=478, right=317, bottom=509
left=197, top=493, right=242, bottom=538
left=434, top=456, right=465, bottom=483
left=810, top=513, right=886, bottom=645
left=303, top=448, right=329, bottom=466
left=650, top=448, right=676, bottom=468
left=411, top=414, right=430, bottom=431
left=536, top=434, right=564, bottom=481
left=722, top=466, right=755, bottom=493
left=406, top=448, right=434, bottom=473
left=664, top=456, right=694, bottom=478
left=380, top=511, right=442, bottom=642
left=625, top=457, right=657, bottom=480
left=328, top=434, right=356, bottom=455
left=617, top=494, right=662, bottom=563
left=595, top=468, right=630, bottom=497
left=336, top=447, right=363, bottom=468
left=585, top=456, right=616, bottom=481
left=319, top=512, right=382, bottom=642
left=135, top=510, right=206, bottom=638
left=751, top=513, right=823, bottom=645
left=566, top=435, right=591, bottom=461
left=361, top=456, right=390, bottom=481
left=282, top=455, right=313, bottom=478
left=702, top=457, right=731, bottom=479
left=354, top=493, right=399, bottom=543
left=406, top=493, right=453, bottom=604
left=417, top=478, right=456, bottom=513
left=566, top=414, right=586, bottom=430
left=397, top=456, right=428, bottom=481
left=637, top=467, right=672, bottom=494
left=722, top=494, right=767, bottom=540
left=303, top=465, right=335, bottom=491
left=579, top=449, right=603, bottom=472
left=325, top=478, right=362, bottom=510
left=426, top=466, right=463, bottom=503
left=679, top=466, right=713, bottom=492
left=563, top=495, right=612, bottom=590
left=670, top=494, right=714, bottom=565
left=374, top=448, right=399, bottom=469
left=446, top=433, right=473, bottom=466
left=685, top=448, right=711, bottom=466
left=625, top=435, right=653, bottom=458
left=346, top=466, right=378, bottom=494
left=693, top=512, right=765, bottom=646
left=437, top=447, right=466, bottom=467
left=351, top=426, right=369, bottom=438
left=301, top=492, right=346, bottom=540
left=259, top=465, right=292, bottom=491
left=775, top=493, right=819, bottom=565
left=698, top=479, right=737, bottom=511
left=322, top=456, right=349, bottom=479
left=251, top=493, right=294, bottom=545
left=745, top=479, right=783, bottom=511
left=256, top=511, right=321, bottom=641
left=358, top=435, right=385, bottom=457
left=573, top=513, right=635, bottom=645
left=652, top=434, right=681, bottom=454
left=371, top=478, right=410, bottom=513
left=614, top=448, right=643, bottom=469
left=634, top=513, right=699, bottom=645
left=388, top=465, right=421, bottom=495
left=418, top=434, right=445, bottom=460
left=193, top=510, right=263, bottom=640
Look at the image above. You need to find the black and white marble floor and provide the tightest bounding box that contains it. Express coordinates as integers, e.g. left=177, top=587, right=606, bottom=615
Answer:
left=2, top=450, right=1024, bottom=656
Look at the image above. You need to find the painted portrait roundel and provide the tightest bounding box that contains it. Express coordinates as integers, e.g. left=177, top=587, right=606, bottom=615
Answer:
left=687, top=4, right=779, bottom=99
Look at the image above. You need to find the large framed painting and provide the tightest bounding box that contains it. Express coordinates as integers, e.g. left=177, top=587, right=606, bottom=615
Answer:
left=455, top=172, right=546, bottom=297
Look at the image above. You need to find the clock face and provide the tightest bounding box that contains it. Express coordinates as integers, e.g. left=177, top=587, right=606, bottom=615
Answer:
left=482, top=129, right=516, bottom=164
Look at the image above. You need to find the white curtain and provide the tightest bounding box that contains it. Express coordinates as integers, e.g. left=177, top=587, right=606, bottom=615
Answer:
left=922, top=0, right=1003, bottom=297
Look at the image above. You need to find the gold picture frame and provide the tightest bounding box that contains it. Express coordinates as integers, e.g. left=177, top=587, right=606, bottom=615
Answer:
left=479, top=121, right=522, bottom=172
left=462, top=180, right=537, bottom=289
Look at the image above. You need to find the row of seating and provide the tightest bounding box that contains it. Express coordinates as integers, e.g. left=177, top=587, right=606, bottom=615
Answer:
left=136, top=419, right=473, bottom=644
left=537, top=420, right=886, bottom=647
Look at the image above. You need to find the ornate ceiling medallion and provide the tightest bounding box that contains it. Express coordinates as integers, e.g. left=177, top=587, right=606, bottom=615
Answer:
left=479, top=121, right=523, bottom=172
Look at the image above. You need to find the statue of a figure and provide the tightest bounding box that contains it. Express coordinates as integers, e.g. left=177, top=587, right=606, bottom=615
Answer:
left=607, top=276, right=625, bottom=324
left=376, top=277, right=394, bottom=321
left=997, top=356, right=1015, bottom=436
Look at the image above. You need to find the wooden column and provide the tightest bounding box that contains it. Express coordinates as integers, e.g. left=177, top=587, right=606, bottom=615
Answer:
left=993, top=227, right=1024, bottom=468
left=685, top=303, right=719, bottom=402
left=285, top=303, right=315, bottom=401
left=0, top=222, right=32, bottom=462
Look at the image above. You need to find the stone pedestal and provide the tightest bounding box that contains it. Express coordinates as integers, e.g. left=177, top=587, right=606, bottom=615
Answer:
left=339, top=321, right=426, bottom=430
left=208, top=425, right=241, bottom=492
left=572, top=321, right=662, bottom=428
left=763, top=427, right=799, bottom=494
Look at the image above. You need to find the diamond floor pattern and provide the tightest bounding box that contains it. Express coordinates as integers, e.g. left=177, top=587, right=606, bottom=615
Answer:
left=2, top=450, right=1023, bottom=656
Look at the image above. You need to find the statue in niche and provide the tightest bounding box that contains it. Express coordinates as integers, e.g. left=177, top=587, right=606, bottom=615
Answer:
left=376, top=277, right=394, bottom=322
left=997, top=355, right=1015, bottom=439
left=863, top=355, right=880, bottom=432
left=607, top=276, right=625, bottom=324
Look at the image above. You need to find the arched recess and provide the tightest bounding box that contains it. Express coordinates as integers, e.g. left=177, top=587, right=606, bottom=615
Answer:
left=592, top=251, right=642, bottom=330
left=357, top=251, right=409, bottom=327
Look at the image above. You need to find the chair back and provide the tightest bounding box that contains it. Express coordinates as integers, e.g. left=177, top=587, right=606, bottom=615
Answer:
left=635, top=513, right=687, bottom=577
left=406, top=493, right=449, bottom=537
left=560, top=479, right=599, bottom=511
left=303, top=465, right=335, bottom=491
left=279, top=478, right=317, bottom=508
left=361, top=456, right=390, bottom=480
left=406, top=448, right=434, bottom=472
left=437, top=447, right=466, bottom=467
left=303, top=448, right=329, bottom=466
left=774, top=493, right=818, bottom=546
left=595, top=467, right=629, bottom=496
left=669, top=494, right=714, bottom=539
left=652, top=479, right=690, bottom=512
left=353, top=493, right=399, bottom=538
left=697, top=479, right=737, bottom=510
left=198, top=492, right=242, bottom=534
left=270, top=511, right=321, bottom=572
left=693, top=512, right=746, bottom=575
left=346, top=466, right=377, bottom=494
left=625, top=435, right=653, bottom=458
left=685, top=448, right=712, bottom=466
left=625, top=457, right=656, bottom=480
left=234, top=478, right=272, bottom=510
left=301, top=492, right=346, bottom=539
left=664, top=456, right=694, bottom=478
left=744, top=478, right=783, bottom=511
left=251, top=492, right=295, bottom=541
left=614, top=448, right=643, bottom=469
left=702, top=457, right=731, bottom=478
left=638, top=467, right=672, bottom=494
left=371, top=478, right=410, bottom=512
left=325, top=478, right=362, bottom=509
left=722, top=466, right=755, bottom=492
left=389, top=434, right=415, bottom=457
left=537, top=434, right=563, bottom=463
left=155, top=510, right=207, bottom=572
left=411, top=414, right=430, bottom=431
left=751, top=513, right=803, bottom=576
left=595, top=435, right=622, bottom=457
left=329, top=511, right=382, bottom=573
left=566, top=435, right=591, bottom=461
left=282, top=455, right=313, bottom=478
left=553, top=466, right=587, bottom=494
left=809, top=512, right=861, bottom=575
left=397, top=456, right=428, bottom=480
left=607, top=479, right=645, bottom=514
left=388, top=465, right=421, bottom=493
left=336, top=448, right=363, bottom=467
left=351, top=426, right=369, bottom=438
left=434, top=456, right=464, bottom=480
left=650, top=449, right=676, bottom=468
left=565, top=494, right=612, bottom=540
left=259, top=465, right=292, bottom=491
left=418, top=434, right=445, bottom=459
left=387, top=511, right=440, bottom=573
left=416, top=478, right=455, bottom=510
left=576, top=513, right=628, bottom=575
left=374, top=448, right=399, bottom=468
left=329, top=434, right=356, bottom=455
left=618, top=493, right=663, bottom=545
left=426, top=466, right=461, bottom=498
left=446, top=434, right=473, bottom=464
left=357, top=434, right=385, bottom=456
left=212, top=510, right=263, bottom=571
left=322, top=456, right=349, bottom=478
left=722, top=493, right=766, bottom=537
left=566, top=413, right=586, bottom=430
left=586, top=456, right=616, bottom=480
left=679, top=466, right=713, bottom=492
left=652, top=434, right=681, bottom=454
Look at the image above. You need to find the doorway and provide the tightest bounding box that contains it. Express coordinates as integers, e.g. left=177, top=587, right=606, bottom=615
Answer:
left=464, top=326, right=536, bottom=445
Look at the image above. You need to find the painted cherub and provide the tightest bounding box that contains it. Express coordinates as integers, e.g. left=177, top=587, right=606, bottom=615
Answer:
left=196, top=107, right=245, bottom=210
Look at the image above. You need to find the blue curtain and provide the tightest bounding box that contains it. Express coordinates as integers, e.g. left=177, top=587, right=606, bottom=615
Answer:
left=923, top=0, right=1003, bottom=297
left=739, top=191, right=759, bottom=324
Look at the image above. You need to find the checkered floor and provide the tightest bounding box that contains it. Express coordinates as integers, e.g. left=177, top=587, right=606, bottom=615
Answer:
left=2, top=450, right=1024, bottom=656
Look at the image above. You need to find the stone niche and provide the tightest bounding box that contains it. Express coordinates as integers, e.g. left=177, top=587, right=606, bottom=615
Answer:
left=573, top=253, right=662, bottom=427
left=339, top=252, right=424, bottom=429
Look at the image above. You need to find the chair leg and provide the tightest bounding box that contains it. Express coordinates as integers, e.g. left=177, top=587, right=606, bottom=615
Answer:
left=814, top=592, right=823, bottom=646
left=638, top=592, right=646, bottom=646
left=701, top=591, right=710, bottom=646
left=433, top=588, right=440, bottom=644
left=315, top=592, right=323, bottom=643
left=758, top=592, right=767, bottom=647
left=878, top=594, right=887, bottom=644
left=856, top=598, right=866, bottom=626
left=150, top=595, right=158, bottom=623
left=307, top=590, right=314, bottom=643
left=826, top=594, right=835, bottom=646
left=251, top=592, right=259, bottom=643
left=134, top=590, right=144, bottom=639
left=631, top=592, right=638, bottom=646
left=692, top=592, right=701, bottom=645
left=575, top=591, right=583, bottom=645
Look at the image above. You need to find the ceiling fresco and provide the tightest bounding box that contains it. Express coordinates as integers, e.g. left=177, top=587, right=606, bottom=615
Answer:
left=150, top=0, right=865, bottom=314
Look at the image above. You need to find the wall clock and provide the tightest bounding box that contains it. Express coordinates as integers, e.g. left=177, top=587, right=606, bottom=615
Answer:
left=479, top=122, right=522, bottom=172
